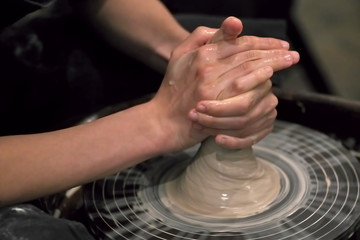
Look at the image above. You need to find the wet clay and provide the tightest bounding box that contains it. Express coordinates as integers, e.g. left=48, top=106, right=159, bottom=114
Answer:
left=165, top=137, right=281, bottom=218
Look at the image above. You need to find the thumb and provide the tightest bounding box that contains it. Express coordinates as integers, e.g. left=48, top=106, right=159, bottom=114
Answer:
left=208, top=16, right=244, bottom=43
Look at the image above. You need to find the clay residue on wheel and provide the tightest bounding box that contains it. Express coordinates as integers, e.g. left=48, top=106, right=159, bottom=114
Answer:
left=165, top=137, right=281, bottom=218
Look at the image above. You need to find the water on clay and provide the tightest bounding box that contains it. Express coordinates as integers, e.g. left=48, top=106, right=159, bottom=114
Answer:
left=145, top=140, right=309, bottom=231
left=164, top=137, right=281, bottom=219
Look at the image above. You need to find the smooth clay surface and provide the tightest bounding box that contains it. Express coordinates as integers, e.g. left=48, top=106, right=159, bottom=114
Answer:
left=166, top=137, right=281, bottom=218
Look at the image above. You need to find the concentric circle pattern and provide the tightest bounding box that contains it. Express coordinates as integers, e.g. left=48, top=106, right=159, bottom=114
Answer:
left=84, top=120, right=360, bottom=239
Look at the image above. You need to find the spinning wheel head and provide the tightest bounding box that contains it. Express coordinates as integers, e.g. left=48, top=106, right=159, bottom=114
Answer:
left=84, top=120, right=360, bottom=239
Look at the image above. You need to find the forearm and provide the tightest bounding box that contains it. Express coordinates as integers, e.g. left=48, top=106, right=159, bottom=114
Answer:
left=0, top=17, right=300, bottom=206
left=0, top=102, right=168, bottom=206
left=80, top=0, right=189, bottom=71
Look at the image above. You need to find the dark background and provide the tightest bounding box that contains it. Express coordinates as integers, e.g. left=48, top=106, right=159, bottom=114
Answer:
left=1, top=0, right=357, bottom=136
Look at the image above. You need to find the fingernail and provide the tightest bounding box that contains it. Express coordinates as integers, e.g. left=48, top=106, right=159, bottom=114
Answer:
left=216, top=135, right=227, bottom=145
left=196, top=104, right=207, bottom=112
left=188, top=110, right=198, bottom=121
left=284, top=54, right=293, bottom=61
left=291, top=51, right=300, bottom=62
left=280, top=40, right=289, bottom=48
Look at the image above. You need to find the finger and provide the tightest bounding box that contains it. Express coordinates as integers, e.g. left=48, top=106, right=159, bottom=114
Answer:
left=172, top=26, right=217, bottom=57
left=214, top=50, right=299, bottom=83
left=191, top=112, right=274, bottom=144
left=189, top=95, right=277, bottom=130
left=208, top=114, right=275, bottom=140
left=223, top=49, right=299, bottom=72
left=215, top=66, right=273, bottom=100
left=201, top=49, right=298, bottom=93
left=195, top=80, right=276, bottom=117
left=214, top=125, right=274, bottom=149
left=208, top=16, right=243, bottom=43
left=231, top=109, right=277, bottom=137
left=215, top=35, right=290, bottom=59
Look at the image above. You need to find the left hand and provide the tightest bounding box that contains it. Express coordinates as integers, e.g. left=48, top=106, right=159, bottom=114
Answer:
left=187, top=17, right=300, bottom=149
left=151, top=17, right=299, bottom=152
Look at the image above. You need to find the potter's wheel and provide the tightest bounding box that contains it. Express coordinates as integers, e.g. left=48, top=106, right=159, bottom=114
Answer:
left=83, top=120, right=360, bottom=239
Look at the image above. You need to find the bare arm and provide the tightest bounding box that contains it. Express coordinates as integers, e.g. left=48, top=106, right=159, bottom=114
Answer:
left=79, top=0, right=189, bottom=72
left=0, top=17, right=299, bottom=207
left=0, top=102, right=167, bottom=206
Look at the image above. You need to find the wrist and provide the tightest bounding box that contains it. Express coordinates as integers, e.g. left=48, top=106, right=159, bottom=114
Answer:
left=153, top=30, right=190, bottom=61
left=143, top=100, right=177, bottom=155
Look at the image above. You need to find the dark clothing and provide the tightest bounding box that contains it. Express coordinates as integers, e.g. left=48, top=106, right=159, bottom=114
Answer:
left=0, top=0, right=162, bottom=135
left=0, top=1, right=291, bottom=239
left=0, top=204, right=96, bottom=240
left=0, top=0, right=290, bottom=136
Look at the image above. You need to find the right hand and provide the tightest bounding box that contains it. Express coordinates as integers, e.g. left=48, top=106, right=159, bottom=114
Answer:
left=150, top=17, right=299, bottom=152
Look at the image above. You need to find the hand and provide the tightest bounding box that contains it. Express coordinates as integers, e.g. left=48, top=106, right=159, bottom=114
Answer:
left=188, top=17, right=299, bottom=149
left=150, top=17, right=299, bottom=152
left=189, top=69, right=278, bottom=149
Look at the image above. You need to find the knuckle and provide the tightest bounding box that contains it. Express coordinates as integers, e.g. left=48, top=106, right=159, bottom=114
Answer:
left=233, top=80, right=247, bottom=94
left=268, top=109, right=278, bottom=120
left=235, top=117, right=248, bottom=128
left=239, top=36, right=254, bottom=49
left=244, top=50, right=258, bottom=60
left=196, top=65, right=214, bottom=82
left=264, top=38, right=274, bottom=47
left=193, top=48, right=216, bottom=79
left=238, top=100, right=252, bottom=114
left=200, top=115, right=216, bottom=127
left=269, top=94, right=279, bottom=108
left=252, top=68, right=268, bottom=84
left=227, top=139, right=245, bottom=149
left=196, top=45, right=210, bottom=58
left=238, top=61, right=252, bottom=73
left=196, top=45, right=216, bottom=60
left=192, top=26, right=208, bottom=38
left=206, top=103, right=225, bottom=116
left=266, top=79, right=273, bottom=89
